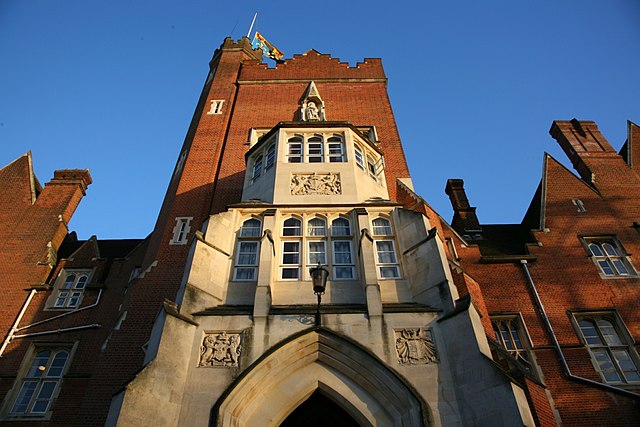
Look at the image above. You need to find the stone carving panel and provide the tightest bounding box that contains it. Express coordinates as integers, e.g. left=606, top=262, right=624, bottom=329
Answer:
left=291, top=173, right=341, bottom=195
left=395, top=328, right=438, bottom=365
left=199, top=332, right=242, bottom=367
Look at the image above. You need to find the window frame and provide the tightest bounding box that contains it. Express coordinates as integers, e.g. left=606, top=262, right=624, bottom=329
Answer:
left=572, top=311, right=640, bottom=384
left=251, top=154, right=263, bottom=182
left=169, top=217, right=193, bottom=245
left=580, top=236, right=636, bottom=278
left=371, top=216, right=401, bottom=279
left=354, top=144, right=365, bottom=170
left=287, top=135, right=304, bottom=163
left=207, top=99, right=224, bottom=115
left=4, top=344, right=74, bottom=419
left=279, top=214, right=356, bottom=281
left=233, top=218, right=263, bottom=281
left=490, top=314, right=532, bottom=365
left=51, top=269, right=92, bottom=310
left=265, top=144, right=276, bottom=171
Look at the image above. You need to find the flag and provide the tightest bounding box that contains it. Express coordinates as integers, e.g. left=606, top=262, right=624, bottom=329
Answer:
left=251, top=32, right=284, bottom=62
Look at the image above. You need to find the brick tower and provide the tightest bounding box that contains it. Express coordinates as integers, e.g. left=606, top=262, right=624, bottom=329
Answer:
left=99, top=38, right=535, bottom=426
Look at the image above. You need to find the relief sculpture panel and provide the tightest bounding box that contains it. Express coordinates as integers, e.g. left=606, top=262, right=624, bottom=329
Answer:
left=291, top=173, right=341, bottom=195
left=198, top=332, right=242, bottom=367
left=395, top=328, right=438, bottom=365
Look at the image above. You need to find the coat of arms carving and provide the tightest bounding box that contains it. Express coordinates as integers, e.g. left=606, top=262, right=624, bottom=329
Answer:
left=290, top=173, right=341, bottom=195
left=199, top=332, right=242, bottom=367
left=395, top=328, right=438, bottom=365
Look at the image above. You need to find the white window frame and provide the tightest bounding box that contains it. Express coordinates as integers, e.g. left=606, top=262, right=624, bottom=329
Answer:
left=573, top=312, right=640, bottom=384
left=371, top=216, right=400, bottom=279
left=372, top=217, right=393, bottom=236
left=306, top=135, right=324, bottom=163
left=375, top=240, right=400, bottom=279
left=207, top=99, right=224, bottom=115
left=281, top=240, right=302, bottom=280
left=279, top=215, right=356, bottom=281
left=170, top=217, right=193, bottom=245
left=7, top=346, right=72, bottom=417
left=233, top=218, right=262, bottom=281
left=327, top=135, right=345, bottom=163
left=332, top=240, right=355, bottom=280
left=52, top=270, right=91, bottom=309
left=287, top=135, right=303, bottom=163
left=307, top=217, right=327, bottom=236
left=354, top=144, right=365, bottom=170
left=366, top=155, right=377, bottom=181
left=331, top=217, right=352, bottom=237
left=233, top=241, right=260, bottom=281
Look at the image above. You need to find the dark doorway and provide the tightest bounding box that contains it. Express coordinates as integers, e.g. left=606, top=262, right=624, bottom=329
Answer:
left=280, top=391, right=361, bottom=427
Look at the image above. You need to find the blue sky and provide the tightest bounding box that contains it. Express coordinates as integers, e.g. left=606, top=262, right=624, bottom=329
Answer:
left=1, top=1, right=639, bottom=239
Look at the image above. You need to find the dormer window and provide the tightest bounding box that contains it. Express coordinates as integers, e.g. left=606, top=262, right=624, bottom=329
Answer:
left=52, top=270, right=91, bottom=309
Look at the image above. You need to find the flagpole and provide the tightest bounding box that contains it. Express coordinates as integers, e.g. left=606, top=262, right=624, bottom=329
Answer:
left=246, top=12, right=257, bottom=38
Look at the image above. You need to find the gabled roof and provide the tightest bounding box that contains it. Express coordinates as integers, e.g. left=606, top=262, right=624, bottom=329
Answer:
left=0, top=152, right=42, bottom=205
left=524, top=153, right=601, bottom=231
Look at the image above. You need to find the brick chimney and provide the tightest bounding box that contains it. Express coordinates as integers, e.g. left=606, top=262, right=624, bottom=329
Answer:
left=445, top=179, right=481, bottom=233
left=39, top=169, right=92, bottom=224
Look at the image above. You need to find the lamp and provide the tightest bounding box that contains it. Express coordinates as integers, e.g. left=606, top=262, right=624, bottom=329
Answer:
left=310, top=263, right=329, bottom=326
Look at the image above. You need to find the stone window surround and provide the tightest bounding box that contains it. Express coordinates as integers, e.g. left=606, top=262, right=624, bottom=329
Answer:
left=170, top=217, right=193, bottom=245
left=2, top=342, right=77, bottom=420
left=570, top=310, right=640, bottom=384
left=490, top=313, right=533, bottom=365
left=207, top=99, right=224, bottom=115
left=232, top=217, right=263, bottom=281
left=284, top=132, right=347, bottom=164
left=371, top=216, right=401, bottom=279
left=46, top=269, right=93, bottom=310
left=278, top=213, right=356, bottom=281
left=578, top=235, right=637, bottom=278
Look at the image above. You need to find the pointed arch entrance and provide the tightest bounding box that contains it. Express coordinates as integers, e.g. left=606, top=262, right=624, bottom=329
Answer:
left=213, top=329, right=429, bottom=426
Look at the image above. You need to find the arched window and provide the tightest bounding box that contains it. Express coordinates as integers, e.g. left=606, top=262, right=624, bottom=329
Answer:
left=577, top=315, right=640, bottom=383
left=283, top=218, right=302, bottom=236
left=281, top=217, right=303, bottom=279
left=354, top=144, right=364, bottom=170
left=372, top=217, right=400, bottom=279
left=54, top=271, right=91, bottom=309
left=287, top=135, right=303, bottom=163
left=240, top=218, right=262, bottom=237
left=234, top=218, right=262, bottom=281
left=366, top=155, right=377, bottom=181
left=308, top=217, right=326, bottom=236
left=372, top=217, right=392, bottom=236
left=327, top=135, right=344, bottom=162
left=10, top=349, right=70, bottom=415
left=587, top=239, right=632, bottom=276
left=331, top=217, right=351, bottom=236
left=307, top=135, right=324, bottom=163
left=251, top=155, right=263, bottom=181
left=265, top=144, right=276, bottom=170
